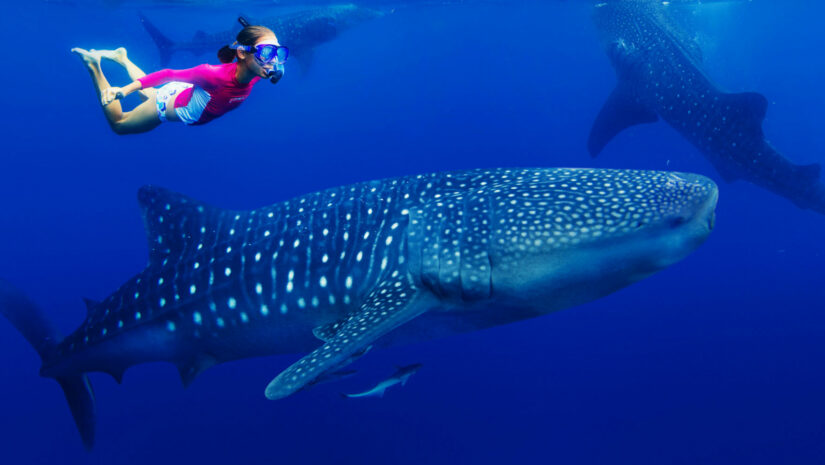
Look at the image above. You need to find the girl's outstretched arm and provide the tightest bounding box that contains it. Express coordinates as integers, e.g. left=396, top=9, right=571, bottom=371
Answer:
left=102, top=64, right=219, bottom=106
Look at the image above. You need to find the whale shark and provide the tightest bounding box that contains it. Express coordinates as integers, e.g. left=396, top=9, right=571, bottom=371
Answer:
left=0, top=167, right=717, bottom=449
left=589, top=0, right=825, bottom=215
left=140, top=5, right=385, bottom=67
left=342, top=363, right=422, bottom=398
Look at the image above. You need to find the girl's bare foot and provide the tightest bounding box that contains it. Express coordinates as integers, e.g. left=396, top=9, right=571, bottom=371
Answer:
left=71, top=47, right=102, bottom=70
left=95, top=47, right=128, bottom=65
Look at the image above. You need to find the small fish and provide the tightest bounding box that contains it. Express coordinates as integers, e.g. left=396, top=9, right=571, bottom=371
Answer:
left=342, top=363, right=423, bottom=398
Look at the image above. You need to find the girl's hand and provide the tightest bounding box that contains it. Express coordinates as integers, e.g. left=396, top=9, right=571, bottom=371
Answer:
left=101, top=87, right=123, bottom=106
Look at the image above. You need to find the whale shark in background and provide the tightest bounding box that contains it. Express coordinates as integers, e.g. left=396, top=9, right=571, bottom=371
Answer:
left=342, top=363, right=422, bottom=398
left=0, top=167, right=717, bottom=448
left=139, top=4, right=385, bottom=67
left=588, top=0, right=825, bottom=215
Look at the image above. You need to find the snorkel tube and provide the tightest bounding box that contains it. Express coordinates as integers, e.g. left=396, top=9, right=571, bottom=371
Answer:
left=238, top=16, right=284, bottom=84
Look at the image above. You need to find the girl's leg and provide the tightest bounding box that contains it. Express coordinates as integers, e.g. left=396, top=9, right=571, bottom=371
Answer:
left=109, top=99, right=162, bottom=135
left=72, top=48, right=160, bottom=135
left=97, top=48, right=154, bottom=102
left=72, top=48, right=125, bottom=125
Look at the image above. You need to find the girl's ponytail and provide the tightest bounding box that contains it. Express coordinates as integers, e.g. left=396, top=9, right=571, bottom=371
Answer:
left=217, top=45, right=236, bottom=63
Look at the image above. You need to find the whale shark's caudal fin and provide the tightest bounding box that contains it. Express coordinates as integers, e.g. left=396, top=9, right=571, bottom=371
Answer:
left=588, top=82, right=659, bottom=157
left=0, top=280, right=96, bottom=450
left=138, top=13, right=175, bottom=66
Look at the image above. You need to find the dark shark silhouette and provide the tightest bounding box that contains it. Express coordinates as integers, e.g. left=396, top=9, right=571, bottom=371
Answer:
left=589, top=0, right=825, bottom=214
left=140, top=5, right=385, bottom=68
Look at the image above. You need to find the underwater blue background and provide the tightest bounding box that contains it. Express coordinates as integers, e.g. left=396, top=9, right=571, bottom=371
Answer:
left=1, top=1, right=824, bottom=463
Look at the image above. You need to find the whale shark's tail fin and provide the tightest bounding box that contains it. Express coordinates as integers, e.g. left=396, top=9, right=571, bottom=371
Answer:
left=0, top=280, right=96, bottom=450
left=139, top=12, right=175, bottom=66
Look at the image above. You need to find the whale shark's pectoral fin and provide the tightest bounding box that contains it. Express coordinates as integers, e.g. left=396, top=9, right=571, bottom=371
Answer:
left=265, top=277, right=428, bottom=400
left=588, top=83, right=659, bottom=157
left=795, top=163, right=822, bottom=183
left=721, top=91, right=768, bottom=128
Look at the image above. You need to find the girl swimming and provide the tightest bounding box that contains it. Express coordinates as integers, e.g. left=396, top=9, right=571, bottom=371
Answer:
left=72, top=24, right=287, bottom=135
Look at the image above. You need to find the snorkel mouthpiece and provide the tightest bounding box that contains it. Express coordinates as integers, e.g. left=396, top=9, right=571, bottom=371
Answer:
left=267, top=63, right=285, bottom=84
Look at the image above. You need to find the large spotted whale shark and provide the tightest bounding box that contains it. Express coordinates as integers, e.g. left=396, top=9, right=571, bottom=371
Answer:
left=0, top=167, right=717, bottom=448
left=589, top=0, right=825, bottom=214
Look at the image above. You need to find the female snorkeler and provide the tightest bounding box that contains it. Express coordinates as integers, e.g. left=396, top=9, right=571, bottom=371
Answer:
left=71, top=23, right=288, bottom=135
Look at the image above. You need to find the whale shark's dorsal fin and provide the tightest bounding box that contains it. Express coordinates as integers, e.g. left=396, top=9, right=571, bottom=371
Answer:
left=265, top=276, right=429, bottom=400
left=795, top=163, right=822, bottom=183
left=721, top=92, right=768, bottom=127
left=137, top=185, right=230, bottom=268
left=588, top=82, right=659, bottom=157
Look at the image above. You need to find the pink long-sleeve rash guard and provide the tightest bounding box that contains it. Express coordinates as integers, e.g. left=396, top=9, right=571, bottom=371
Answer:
left=138, top=62, right=261, bottom=125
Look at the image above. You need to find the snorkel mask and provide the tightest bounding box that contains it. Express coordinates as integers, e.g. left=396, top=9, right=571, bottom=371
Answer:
left=235, top=17, right=288, bottom=84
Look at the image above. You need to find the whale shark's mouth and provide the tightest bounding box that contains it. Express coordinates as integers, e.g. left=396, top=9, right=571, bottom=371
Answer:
left=701, top=185, right=719, bottom=232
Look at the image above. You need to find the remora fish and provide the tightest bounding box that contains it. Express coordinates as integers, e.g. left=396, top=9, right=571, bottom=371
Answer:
left=342, top=363, right=422, bottom=398
left=139, top=4, right=385, bottom=67
left=588, top=0, right=825, bottom=214
left=0, top=167, right=717, bottom=449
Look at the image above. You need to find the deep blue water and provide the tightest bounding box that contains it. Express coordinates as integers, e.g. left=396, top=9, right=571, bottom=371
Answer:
left=1, top=1, right=824, bottom=463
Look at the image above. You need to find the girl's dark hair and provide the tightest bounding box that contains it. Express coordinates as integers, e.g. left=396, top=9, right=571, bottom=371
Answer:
left=217, top=25, right=275, bottom=63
